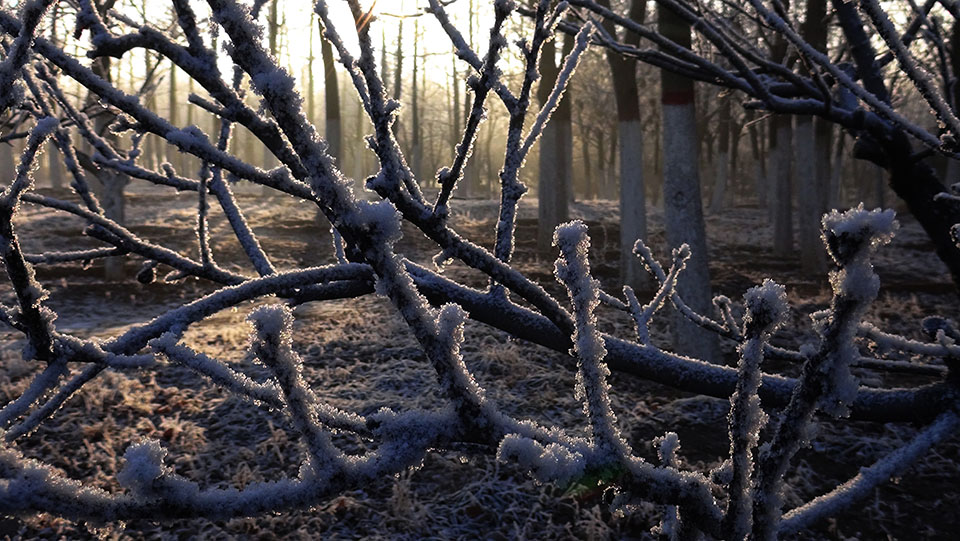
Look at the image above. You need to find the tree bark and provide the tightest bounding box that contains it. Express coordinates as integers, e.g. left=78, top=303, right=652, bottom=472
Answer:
left=536, top=35, right=573, bottom=254
left=261, top=0, right=280, bottom=190
left=93, top=57, right=127, bottom=280
left=659, top=4, right=717, bottom=362
left=410, top=20, right=422, bottom=180
left=796, top=0, right=829, bottom=272
left=0, top=143, right=14, bottom=185
left=772, top=116, right=793, bottom=257
left=46, top=140, right=63, bottom=190
left=320, top=16, right=341, bottom=165
left=710, top=94, right=731, bottom=213
left=600, top=0, right=649, bottom=290
left=795, top=115, right=825, bottom=271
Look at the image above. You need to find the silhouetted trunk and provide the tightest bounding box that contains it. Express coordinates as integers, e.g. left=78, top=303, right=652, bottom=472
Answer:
left=307, top=11, right=316, bottom=124
left=462, top=0, right=479, bottom=196
left=168, top=58, right=180, bottom=172
left=881, top=134, right=960, bottom=286
left=392, top=16, right=404, bottom=143
left=321, top=17, right=341, bottom=164
left=795, top=115, right=824, bottom=271
left=946, top=20, right=960, bottom=184
left=536, top=35, right=573, bottom=254
left=606, top=124, right=617, bottom=199
left=710, top=94, right=730, bottom=213
left=262, top=0, right=280, bottom=190
left=410, top=20, right=422, bottom=180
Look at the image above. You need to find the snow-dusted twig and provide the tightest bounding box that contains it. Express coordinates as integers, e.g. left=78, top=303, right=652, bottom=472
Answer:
left=779, top=408, right=960, bottom=535
left=518, top=21, right=595, bottom=158
left=752, top=206, right=899, bottom=540
left=859, top=0, right=960, bottom=148
left=0, top=117, right=60, bottom=362
left=554, top=221, right=630, bottom=460
left=0, top=0, right=53, bottom=113
left=725, top=280, right=787, bottom=539
left=433, top=0, right=512, bottom=214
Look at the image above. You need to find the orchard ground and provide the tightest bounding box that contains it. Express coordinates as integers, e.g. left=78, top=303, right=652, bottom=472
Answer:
left=1, top=185, right=956, bottom=539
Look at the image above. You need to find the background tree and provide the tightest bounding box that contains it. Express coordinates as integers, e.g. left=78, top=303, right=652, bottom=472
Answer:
left=658, top=1, right=716, bottom=361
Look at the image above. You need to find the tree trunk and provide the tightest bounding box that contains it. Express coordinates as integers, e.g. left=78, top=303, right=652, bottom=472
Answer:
left=799, top=0, right=830, bottom=271
left=392, top=16, right=404, bottom=143
left=46, top=140, right=63, bottom=190
left=601, top=0, right=648, bottom=290
left=536, top=35, right=572, bottom=254
left=748, top=112, right=766, bottom=208
left=321, top=17, right=341, bottom=165
left=659, top=4, right=717, bottom=362
left=795, top=115, right=826, bottom=272
left=462, top=0, right=479, bottom=197
left=0, top=143, right=14, bottom=184
left=772, top=116, right=793, bottom=257
left=168, top=58, right=181, bottom=173
left=606, top=124, right=618, bottom=200
left=307, top=11, right=316, bottom=124
left=710, top=94, right=731, bottom=213
left=816, top=118, right=833, bottom=209
left=829, top=129, right=846, bottom=208
left=92, top=55, right=127, bottom=280
left=729, top=117, right=742, bottom=205
left=410, top=20, right=422, bottom=180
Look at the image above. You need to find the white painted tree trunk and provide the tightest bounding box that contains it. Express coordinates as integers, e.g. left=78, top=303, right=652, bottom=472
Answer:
left=46, top=141, right=64, bottom=190
left=0, top=143, right=14, bottom=184
left=829, top=131, right=846, bottom=208
left=772, top=118, right=793, bottom=257
left=662, top=103, right=717, bottom=362
left=795, top=116, right=825, bottom=273
left=97, top=169, right=126, bottom=280
left=262, top=145, right=277, bottom=196
left=766, top=142, right=777, bottom=223
left=619, top=120, right=648, bottom=290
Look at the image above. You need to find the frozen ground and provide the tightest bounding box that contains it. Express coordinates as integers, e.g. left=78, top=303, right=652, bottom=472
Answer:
left=0, top=188, right=957, bottom=539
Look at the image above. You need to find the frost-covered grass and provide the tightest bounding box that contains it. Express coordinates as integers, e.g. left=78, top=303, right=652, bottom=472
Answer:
left=1, top=193, right=956, bottom=539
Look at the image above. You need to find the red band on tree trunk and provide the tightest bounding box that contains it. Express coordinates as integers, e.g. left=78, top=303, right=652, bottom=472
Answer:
left=661, top=90, right=695, bottom=105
